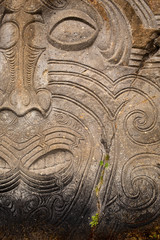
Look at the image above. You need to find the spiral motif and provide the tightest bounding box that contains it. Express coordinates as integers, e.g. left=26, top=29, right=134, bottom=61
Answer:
left=119, top=154, right=160, bottom=225
left=51, top=195, right=66, bottom=212
left=23, top=195, right=41, bottom=213
left=124, top=107, right=160, bottom=145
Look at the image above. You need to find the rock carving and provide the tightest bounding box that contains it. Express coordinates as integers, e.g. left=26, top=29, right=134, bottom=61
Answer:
left=0, top=0, right=160, bottom=239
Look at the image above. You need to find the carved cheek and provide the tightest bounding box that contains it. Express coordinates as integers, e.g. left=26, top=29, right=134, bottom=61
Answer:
left=0, top=22, right=19, bottom=49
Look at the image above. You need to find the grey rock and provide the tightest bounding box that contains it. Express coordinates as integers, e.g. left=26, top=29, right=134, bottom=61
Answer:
left=0, top=0, right=160, bottom=239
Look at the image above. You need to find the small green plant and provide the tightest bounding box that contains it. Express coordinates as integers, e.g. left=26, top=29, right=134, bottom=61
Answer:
left=90, top=154, right=110, bottom=228
left=100, top=160, right=104, bottom=166
left=99, top=155, right=109, bottom=168
left=89, top=213, right=99, bottom=228
left=149, top=232, right=160, bottom=239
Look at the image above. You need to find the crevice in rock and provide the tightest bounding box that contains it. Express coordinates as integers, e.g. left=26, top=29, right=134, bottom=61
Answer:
left=127, top=30, right=160, bottom=95
left=90, top=128, right=116, bottom=239
left=136, top=30, right=160, bottom=74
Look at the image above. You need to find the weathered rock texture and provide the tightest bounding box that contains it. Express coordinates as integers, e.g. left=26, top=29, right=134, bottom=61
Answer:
left=0, top=0, right=160, bottom=239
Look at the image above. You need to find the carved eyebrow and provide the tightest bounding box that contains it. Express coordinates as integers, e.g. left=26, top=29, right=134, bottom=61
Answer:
left=48, top=9, right=98, bottom=29
left=51, top=16, right=97, bottom=32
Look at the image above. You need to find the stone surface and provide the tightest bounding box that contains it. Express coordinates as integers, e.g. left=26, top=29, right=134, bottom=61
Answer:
left=0, top=0, right=160, bottom=239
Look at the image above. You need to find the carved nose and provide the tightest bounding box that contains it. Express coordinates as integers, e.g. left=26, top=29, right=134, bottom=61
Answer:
left=0, top=88, right=51, bottom=116
left=10, top=89, right=30, bottom=107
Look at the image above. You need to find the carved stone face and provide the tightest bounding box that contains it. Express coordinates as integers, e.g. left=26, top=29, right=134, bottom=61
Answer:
left=0, top=0, right=160, bottom=239
left=0, top=0, right=113, bottom=230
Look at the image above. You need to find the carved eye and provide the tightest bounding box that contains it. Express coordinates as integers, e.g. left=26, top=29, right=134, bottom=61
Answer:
left=29, top=149, right=73, bottom=175
left=0, top=22, right=19, bottom=49
left=48, top=10, right=99, bottom=51
left=0, top=157, right=11, bottom=174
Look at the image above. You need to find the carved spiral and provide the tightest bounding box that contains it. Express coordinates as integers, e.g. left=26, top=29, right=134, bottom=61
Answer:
left=24, top=195, right=52, bottom=222
left=51, top=195, right=66, bottom=212
left=0, top=196, right=16, bottom=224
left=124, top=106, right=160, bottom=145
left=120, top=154, right=160, bottom=212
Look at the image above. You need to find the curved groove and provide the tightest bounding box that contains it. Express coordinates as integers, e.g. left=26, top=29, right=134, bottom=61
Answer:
left=120, top=153, right=160, bottom=212
left=49, top=71, right=113, bottom=96
left=99, top=0, right=132, bottom=64
left=126, top=0, right=157, bottom=28
left=50, top=81, right=113, bottom=117
left=52, top=94, right=112, bottom=130
left=48, top=59, right=112, bottom=82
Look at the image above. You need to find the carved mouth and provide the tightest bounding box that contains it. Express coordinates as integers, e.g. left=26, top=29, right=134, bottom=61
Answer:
left=0, top=149, right=74, bottom=194
left=21, top=149, right=74, bottom=194
left=29, top=149, right=73, bottom=175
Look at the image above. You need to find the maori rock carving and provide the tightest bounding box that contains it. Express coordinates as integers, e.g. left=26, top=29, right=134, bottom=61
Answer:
left=0, top=0, right=159, bottom=239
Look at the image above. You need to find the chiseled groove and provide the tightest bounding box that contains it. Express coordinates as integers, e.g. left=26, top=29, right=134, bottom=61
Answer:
left=22, top=160, right=73, bottom=181
left=1, top=137, right=17, bottom=152
left=53, top=107, right=91, bottom=133
left=52, top=94, right=113, bottom=131
left=115, top=74, right=160, bottom=91
left=0, top=176, right=19, bottom=189
left=0, top=159, right=73, bottom=193
left=23, top=141, right=72, bottom=168
left=0, top=144, right=17, bottom=162
left=45, top=131, right=78, bottom=141
left=129, top=61, right=141, bottom=67
left=43, top=127, right=83, bottom=137
left=143, top=64, right=160, bottom=69
left=2, top=132, right=40, bottom=148
left=21, top=174, right=59, bottom=189
left=49, top=71, right=113, bottom=96
left=101, top=0, right=131, bottom=64
left=50, top=81, right=112, bottom=117
left=20, top=144, right=42, bottom=162
left=131, top=47, right=147, bottom=53
left=129, top=57, right=142, bottom=61
left=48, top=59, right=112, bottom=82
left=0, top=174, right=20, bottom=193
left=3, top=47, right=17, bottom=87
left=120, top=154, right=160, bottom=211
left=25, top=45, right=44, bottom=88
left=21, top=178, right=60, bottom=193
left=61, top=164, right=73, bottom=183
left=46, top=138, right=73, bottom=147
left=56, top=160, right=73, bottom=176
left=21, top=172, right=73, bottom=193
left=21, top=146, right=44, bottom=166
left=126, top=0, right=157, bottom=28
left=129, top=48, right=147, bottom=67
left=51, top=87, right=125, bottom=121
left=155, top=15, right=160, bottom=28
left=0, top=170, right=19, bottom=183
left=49, top=60, right=150, bottom=87
left=0, top=181, right=20, bottom=193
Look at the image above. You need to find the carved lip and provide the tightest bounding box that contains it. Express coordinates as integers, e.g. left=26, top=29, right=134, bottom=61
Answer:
left=29, top=161, right=71, bottom=175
